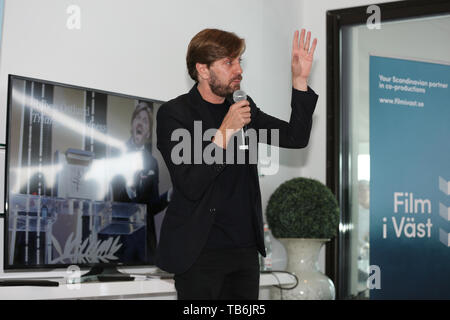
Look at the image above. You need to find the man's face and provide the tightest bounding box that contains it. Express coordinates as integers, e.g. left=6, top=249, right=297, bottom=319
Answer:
left=207, top=56, right=243, bottom=97
left=131, top=109, right=150, bottom=147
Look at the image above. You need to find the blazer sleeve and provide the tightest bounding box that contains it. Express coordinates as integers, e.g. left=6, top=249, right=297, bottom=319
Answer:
left=251, top=86, right=318, bottom=148
left=143, top=160, right=169, bottom=216
left=156, top=103, right=226, bottom=202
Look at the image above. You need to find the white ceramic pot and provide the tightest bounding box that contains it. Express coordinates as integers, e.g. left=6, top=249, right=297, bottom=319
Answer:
left=271, top=238, right=335, bottom=300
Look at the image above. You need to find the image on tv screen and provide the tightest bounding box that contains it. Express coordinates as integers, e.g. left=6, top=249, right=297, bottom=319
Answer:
left=4, top=75, right=171, bottom=269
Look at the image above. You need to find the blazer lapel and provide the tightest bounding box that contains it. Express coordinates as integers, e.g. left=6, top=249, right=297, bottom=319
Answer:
left=187, top=84, right=219, bottom=131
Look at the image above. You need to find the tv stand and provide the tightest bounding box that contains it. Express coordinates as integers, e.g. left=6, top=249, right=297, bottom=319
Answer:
left=81, top=266, right=134, bottom=283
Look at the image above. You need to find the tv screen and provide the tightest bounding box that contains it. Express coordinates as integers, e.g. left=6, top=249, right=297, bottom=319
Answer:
left=3, top=75, right=171, bottom=271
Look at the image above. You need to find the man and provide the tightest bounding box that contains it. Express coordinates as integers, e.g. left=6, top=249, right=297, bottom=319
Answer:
left=111, top=102, right=170, bottom=264
left=156, top=28, right=318, bottom=299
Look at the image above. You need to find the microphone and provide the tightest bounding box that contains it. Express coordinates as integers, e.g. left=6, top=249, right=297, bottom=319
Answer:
left=232, top=90, right=247, bottom=103
left=232, top=90, right=249, bottom=150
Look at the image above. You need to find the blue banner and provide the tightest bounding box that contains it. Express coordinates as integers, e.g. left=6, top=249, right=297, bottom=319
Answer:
left=370, top=55, right=450, bottom=299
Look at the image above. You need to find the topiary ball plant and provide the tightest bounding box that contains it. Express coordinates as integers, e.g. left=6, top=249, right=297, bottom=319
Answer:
left=266, top=177, right=339, bottom=239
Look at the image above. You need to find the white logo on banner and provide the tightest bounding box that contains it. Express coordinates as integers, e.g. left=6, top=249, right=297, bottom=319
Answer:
left=381, top=192, right=433, bottom=239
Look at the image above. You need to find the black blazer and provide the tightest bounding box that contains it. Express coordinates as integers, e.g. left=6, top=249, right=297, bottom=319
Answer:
left=155, top=84, right=318, bottom=274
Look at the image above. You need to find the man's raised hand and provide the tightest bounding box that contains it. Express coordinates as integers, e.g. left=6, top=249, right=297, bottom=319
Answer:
left=292, top=29, right=317, bottom=91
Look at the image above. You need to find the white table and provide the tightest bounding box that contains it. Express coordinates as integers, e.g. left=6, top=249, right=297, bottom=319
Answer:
left=0, top=272, right=296, bottom=300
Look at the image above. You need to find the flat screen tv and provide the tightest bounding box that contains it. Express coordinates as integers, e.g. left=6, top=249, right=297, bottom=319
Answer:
left=3, top=75, right=171, bottom=280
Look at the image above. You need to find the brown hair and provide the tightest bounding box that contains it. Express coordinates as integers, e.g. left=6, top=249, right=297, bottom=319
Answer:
left=186, top=28, right=245, bottom=81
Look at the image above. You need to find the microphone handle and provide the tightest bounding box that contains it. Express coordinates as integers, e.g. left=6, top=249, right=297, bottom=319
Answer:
left=240, top=125, right=249, bottom=150
left=227, top=94, right=249, bottom=150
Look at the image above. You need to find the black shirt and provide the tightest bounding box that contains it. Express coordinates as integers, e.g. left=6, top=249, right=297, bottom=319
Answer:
left=203, top=99, right=256, bottom=249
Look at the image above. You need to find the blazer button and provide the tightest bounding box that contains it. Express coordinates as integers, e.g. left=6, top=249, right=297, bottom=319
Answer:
left=209, top=208, right=216, bottom=214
